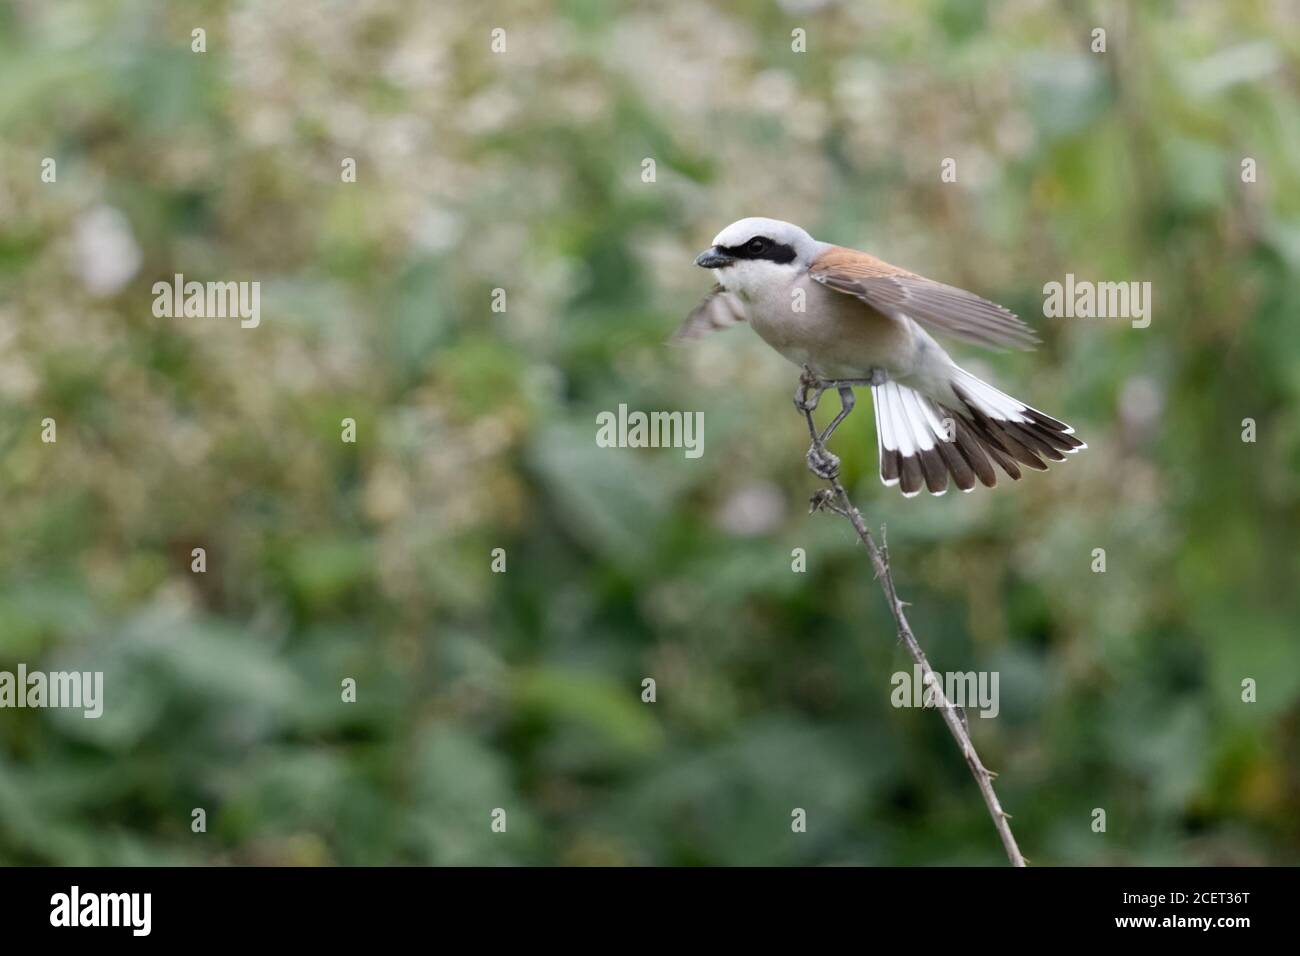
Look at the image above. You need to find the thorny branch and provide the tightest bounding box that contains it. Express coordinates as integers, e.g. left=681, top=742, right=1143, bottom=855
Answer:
left=795, top=366, right=1027, bottom=867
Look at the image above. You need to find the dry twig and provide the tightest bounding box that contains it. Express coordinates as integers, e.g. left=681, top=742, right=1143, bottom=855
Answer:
left=795, top=366, right=1026, bottom=867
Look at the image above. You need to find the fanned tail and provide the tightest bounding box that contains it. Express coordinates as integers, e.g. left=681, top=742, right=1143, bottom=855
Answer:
left=871, top=369, right=1084, bottom=497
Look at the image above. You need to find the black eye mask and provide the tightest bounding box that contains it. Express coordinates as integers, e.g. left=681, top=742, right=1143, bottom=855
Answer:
left=722, top=237, right=798, bottom=264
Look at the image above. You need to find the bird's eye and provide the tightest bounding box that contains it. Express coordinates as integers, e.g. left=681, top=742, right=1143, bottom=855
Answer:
left=747, top=237, right=768, bottom=254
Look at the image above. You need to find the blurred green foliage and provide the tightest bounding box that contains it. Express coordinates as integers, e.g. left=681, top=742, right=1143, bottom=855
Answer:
left=1, top=0, right=1299, bottom=865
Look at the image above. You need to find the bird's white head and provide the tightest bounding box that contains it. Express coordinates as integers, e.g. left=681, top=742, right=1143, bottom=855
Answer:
left=695, top=217, right=824, bottom=297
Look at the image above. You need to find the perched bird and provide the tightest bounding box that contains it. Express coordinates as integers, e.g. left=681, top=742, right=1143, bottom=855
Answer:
left=679, top=216, right=1084, bottom=496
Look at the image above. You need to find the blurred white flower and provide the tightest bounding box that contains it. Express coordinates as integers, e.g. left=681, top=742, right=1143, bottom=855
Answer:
left=1120, top=375, right=1163, bottom=438
left=716, top=482, right=786, bottom=537
left=459, top=89, right=519, bottom=136
left=751, top=70, right=798, bottom=113
left=73, top=205, right=142, bottom=296
left=409, top=206, right=463, bottom=254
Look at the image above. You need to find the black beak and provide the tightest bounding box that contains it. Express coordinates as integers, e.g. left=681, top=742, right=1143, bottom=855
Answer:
left=695, top=247, right=734, bottom=269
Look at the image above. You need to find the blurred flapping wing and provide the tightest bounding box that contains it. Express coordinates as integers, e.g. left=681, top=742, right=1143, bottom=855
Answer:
left=671, top=285, right=749, bottom=344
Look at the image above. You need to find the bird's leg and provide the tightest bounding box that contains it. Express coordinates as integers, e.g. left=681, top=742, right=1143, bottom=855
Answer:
left=794, top=366, right=830, bottom=446
left=805, top=385, right=862, bottom=480
left=793, top=368, right=841, bottom=480
left=797, top=368, right=888, bottom=480
left=818, top=385, right=856, bottom=445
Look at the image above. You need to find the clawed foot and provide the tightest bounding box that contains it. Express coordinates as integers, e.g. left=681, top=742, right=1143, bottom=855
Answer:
left=796, top=365, right=887, bottom=481
left=793, top=366, right=823, bottom=413
left=806, top=442, right=841, bottom=480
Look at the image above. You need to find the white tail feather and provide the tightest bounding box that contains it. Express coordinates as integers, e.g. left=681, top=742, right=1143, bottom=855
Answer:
left=953, top=366, right=1085, bottom=444
left=952, top=366, right=1031, bottom=423
left=868, top=371, right=1085, bottom=497
left=872, top=381, right=957, bottom=497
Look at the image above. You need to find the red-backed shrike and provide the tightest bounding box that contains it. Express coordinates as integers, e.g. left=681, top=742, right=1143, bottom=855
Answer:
left=680, top=217, right=1084, bottom=496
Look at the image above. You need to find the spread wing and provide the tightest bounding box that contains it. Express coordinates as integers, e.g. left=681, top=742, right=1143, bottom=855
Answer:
left=809, top=246, right=1040, bottom=351
left=671, top=285, right=748, bottom=344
